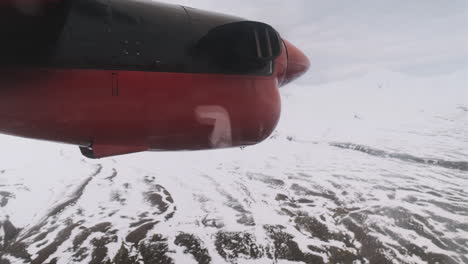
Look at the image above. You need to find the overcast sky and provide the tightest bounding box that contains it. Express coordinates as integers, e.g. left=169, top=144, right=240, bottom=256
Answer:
left=158, top=0, right=468, bottom=84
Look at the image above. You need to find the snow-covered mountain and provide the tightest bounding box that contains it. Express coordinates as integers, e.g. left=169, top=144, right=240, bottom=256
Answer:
left=1, top=70, right=467, bottom=264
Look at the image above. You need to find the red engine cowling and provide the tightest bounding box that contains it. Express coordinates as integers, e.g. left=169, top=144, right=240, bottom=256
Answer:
left=0, top=0, right=309, bottom=158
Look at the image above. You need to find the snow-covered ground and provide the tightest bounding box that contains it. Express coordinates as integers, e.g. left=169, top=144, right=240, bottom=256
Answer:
left=1, top=69, right=467, bottom=264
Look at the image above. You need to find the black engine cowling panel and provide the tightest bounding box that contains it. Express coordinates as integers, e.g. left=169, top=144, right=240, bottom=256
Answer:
left=0, top=0, right=282, bottom=76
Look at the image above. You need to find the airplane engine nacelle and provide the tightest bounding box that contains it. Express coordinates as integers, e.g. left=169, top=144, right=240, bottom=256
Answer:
left=0, top=0, right=309, bottom=158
